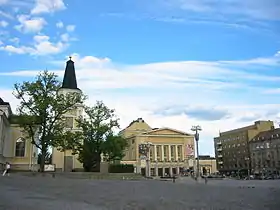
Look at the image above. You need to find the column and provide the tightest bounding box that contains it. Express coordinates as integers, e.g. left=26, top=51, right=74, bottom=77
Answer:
left=154, top=145, right=157, bottom=161
left=176, top=167, right=180, bottom=175
left=175, top=145, right=178, bottom=161
left=161, top=145, right=164, bottom=161
left=181, top=145, right=185, bottom=161
left=136, top=158, right=141, bottom=174
left=169, top=167, right=173, bottom=176
left=155, top=164, right=158, bottom=176
left=168, top=145, right=171, bottom=161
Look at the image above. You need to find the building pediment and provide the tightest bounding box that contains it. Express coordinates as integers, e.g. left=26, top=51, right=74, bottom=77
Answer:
left=142, top=128, right=192, bottom=136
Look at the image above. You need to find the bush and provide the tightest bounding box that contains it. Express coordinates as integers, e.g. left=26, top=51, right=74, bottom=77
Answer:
left=109, top=164, right=134, bottom=173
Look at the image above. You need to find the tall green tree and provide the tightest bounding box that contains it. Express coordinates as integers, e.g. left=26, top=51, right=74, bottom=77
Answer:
left=102, top=133, right=128, bottom=162
left=68, top=101, right=127, bottom=172
left=13, top=70, right=86, bottom=172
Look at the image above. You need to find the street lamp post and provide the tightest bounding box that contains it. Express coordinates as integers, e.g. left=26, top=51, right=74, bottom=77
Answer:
left=191, top=125, right=202, bottom=179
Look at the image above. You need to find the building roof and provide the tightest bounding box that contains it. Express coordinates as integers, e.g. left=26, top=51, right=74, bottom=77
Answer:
left=0, top=97, right=9, bottom=105
left=141, top=127, right=192, bottom=136
left=251, top=128, right=280, bottom=143
left=195, top=155, right=216, bottom=160
left=119, top=118, right=147, bottom=133
left=61, top=57, right=80, bottom=90
left=216, top=120, right=273, bottom=137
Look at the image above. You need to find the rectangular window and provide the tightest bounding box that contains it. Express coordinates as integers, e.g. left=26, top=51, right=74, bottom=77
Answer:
left=15, top=138, right=25, bottom=157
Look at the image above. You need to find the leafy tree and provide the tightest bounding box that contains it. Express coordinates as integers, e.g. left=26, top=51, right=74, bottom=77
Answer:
left=68, top=101, right=127, bottom=172
left=102, top=133, right=128, bottom=162
left=13, top=70, right=86, bottom=172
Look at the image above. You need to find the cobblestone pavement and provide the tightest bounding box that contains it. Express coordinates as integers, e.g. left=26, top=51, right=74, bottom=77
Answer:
left=0, top=175, right=280, bottom=210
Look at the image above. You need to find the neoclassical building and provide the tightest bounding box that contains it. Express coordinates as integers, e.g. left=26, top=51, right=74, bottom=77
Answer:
left=120, top=118, right=195, bottom=176
left=0, top=98, right=38, bottom=170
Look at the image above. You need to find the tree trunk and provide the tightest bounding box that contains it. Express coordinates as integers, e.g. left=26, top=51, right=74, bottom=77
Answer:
left=40, top=149, right=46, bottom=172
left=95, top=153, right=101, bottom=172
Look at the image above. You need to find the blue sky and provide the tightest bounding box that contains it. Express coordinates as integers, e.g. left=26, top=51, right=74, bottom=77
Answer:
left=0, top=0, right=280, bottom=155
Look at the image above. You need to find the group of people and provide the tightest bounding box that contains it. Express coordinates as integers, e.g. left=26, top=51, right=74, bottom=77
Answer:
left=2, top=162, right=11, bottom=176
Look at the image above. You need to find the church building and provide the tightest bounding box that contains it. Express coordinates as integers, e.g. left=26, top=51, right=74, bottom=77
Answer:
left=0, top=98, right=38, bottom=171
left=52, top=57, right=84, bottom=172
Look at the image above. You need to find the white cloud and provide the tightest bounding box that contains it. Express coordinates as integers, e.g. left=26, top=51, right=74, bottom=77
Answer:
left=0, top=34, right=67, bottom=55
left=0, top=20, right=8, bottom=27
left=167, top=0, right=280, bottom=20
left=56, top=21, right=64, bottom=28
left=0, top=11, right=13, bottom=19
left=0, top=45, right=34, bottom=54
left=66, top=25, right=75, bottom=32
left=33, top=34, right=49, bottom=43
left=31, top=0, right=66, bottom=15
left=9, top=37, right=20, bottom=44
left=0, top=0, right=8, bottom=5
left=15, top=15, right=46, bottom=33
left=60, top=33, right=69, bottom=42
left=1, top=52, right=280, bottom=155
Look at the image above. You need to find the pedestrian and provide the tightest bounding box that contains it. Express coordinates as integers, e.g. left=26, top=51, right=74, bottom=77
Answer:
left=2, top=162, right=11, bottom=177
left=204, top=176, right=208, bottom=184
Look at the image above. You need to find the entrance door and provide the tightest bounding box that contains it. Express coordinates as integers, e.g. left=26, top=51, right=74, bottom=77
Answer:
left=64, top=156, right=73, bottom=172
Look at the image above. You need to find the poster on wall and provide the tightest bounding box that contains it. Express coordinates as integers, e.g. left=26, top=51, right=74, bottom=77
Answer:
left=185, top=144, right=194, bottom=158
left=44, top=164, right=55, bottom=172
left=138, top=144, right=148, bottom=157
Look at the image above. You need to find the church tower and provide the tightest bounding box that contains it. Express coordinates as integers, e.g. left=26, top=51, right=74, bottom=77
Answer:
left=52, top=57, right=84, bottom=172
left=58, top=56, right=84, bottom=130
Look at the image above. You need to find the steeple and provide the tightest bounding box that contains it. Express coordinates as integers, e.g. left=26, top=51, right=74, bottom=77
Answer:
left=61, top=56, right=79, bottom=90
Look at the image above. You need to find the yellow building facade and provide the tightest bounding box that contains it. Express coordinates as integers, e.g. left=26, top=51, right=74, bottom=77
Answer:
left=120, top=118, right=195, bottom=176
left=0, top=98, right=37, bottom=171
left=194, top=156, right=217, bottom=175
left=51, top=101, right=84, bottom=172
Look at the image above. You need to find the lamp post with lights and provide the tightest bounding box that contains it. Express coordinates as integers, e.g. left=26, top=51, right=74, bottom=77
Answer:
left=191, top=125, right=202, bottom=179
left=139, top=142, right=153, bottom=177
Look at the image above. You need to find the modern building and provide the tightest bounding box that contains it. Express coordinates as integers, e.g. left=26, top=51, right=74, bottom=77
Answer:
left=194, top=155, right=217, bottom=175
left=52, top=57, right=84, bottom=172
left=250, top=128, right=280, bottom=176
left=120, top=118, right=195, bottom=176
left=0, top=98, right=38, bottom=170
left=214, top=120, right=274, bottom=174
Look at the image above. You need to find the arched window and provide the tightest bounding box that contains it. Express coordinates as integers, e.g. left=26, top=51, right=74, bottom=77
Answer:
left=15, top=137, right=25, bottom=157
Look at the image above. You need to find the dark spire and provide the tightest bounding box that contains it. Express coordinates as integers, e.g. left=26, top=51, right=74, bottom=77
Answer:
left=61, top=56, right=79, bottom=90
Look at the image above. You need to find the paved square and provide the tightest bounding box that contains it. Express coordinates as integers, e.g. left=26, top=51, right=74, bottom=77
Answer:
left=1, top=175, right=280, bottom=210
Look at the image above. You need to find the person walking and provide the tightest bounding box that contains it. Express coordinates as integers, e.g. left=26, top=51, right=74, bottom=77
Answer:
left=2, top=162, right=11, bottom=176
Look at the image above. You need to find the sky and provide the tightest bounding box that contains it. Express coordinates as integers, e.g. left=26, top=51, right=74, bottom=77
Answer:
left=0, top=0, right=280, bottom=156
